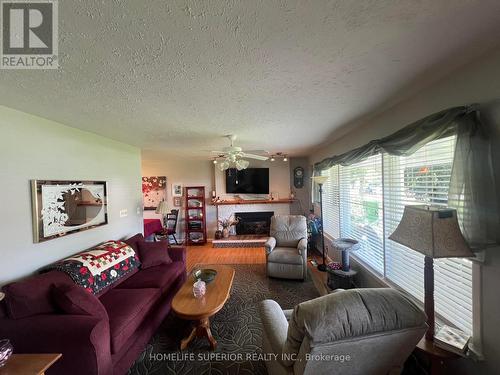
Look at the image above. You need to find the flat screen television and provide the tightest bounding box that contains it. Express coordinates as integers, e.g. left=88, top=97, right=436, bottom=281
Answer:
left=225, top=168, right=269, bottom=194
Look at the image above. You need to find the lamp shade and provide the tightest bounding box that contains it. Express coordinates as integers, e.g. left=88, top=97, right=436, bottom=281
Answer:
left=311, top=175, right=329, bottom=185
left=155, top=200, right=170, bottom=215
left=389, top=205, right=474, bottom=259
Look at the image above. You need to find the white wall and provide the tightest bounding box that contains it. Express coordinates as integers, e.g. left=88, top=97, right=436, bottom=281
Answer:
left=0, top=106, right=143, bottom=285
left=310, top=48, right=500, bottom=374
left=141, top=154, right=217, bottom=239
left=142, top=154, right=292, bottom=239
left=289, top=157, right=312, bottom=216
left=214, top=159, right=291, bottom=200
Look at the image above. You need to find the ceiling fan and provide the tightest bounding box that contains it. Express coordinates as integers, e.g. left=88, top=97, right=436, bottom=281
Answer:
left=211, top=134, right=268, bottom=171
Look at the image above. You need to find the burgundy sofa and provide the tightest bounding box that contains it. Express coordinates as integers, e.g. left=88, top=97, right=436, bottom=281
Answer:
left=0, top=234, right=186, bottom=375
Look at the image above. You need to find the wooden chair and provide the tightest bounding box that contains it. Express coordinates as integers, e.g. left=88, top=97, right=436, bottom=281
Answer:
left=163, top=209, right=179, bottom=245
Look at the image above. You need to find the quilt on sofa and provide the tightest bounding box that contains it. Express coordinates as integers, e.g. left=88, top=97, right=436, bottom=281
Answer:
left=44, top=240, right=141, bottom=294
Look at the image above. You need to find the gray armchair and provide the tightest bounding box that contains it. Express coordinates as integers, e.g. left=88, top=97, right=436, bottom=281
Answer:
left=265, top=215, right=308, bottom=280
left=259, top=288, right=427, bottom=375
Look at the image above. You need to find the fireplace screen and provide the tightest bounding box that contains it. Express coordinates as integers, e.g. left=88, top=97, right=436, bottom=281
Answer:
left=235, top=212, right=274, bottom=235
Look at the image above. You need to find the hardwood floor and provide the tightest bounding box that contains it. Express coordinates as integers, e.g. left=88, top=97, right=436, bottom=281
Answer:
left=185, top=243, right=266, bottom=271
left=184, top=242, right=330, bottom=296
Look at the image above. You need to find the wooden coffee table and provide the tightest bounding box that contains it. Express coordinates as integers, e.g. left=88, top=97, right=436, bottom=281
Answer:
left=0, top=353, right=62, bottom=375
left=172, top=265, right=235, bottom=350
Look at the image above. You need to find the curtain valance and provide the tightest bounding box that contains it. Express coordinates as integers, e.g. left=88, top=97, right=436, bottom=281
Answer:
left=314, top=105, right=478, bottom=171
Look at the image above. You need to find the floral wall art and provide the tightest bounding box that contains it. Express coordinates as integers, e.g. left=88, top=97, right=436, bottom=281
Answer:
left=31, top=180, right=108, bottom=243
left=142, top=176, right=167, bottom=210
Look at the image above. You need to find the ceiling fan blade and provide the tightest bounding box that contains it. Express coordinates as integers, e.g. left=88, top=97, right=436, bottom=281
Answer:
left=241, top=153, right=269, bottom=161
left=244, top=150, right=269, bottom=154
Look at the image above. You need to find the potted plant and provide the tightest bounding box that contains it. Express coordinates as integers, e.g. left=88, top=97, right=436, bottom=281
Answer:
left=218, top=216, right=239, bottom=238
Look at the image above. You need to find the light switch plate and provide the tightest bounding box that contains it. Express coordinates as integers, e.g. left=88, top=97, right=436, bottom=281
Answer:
left=119, top=209, right=128, bottom=218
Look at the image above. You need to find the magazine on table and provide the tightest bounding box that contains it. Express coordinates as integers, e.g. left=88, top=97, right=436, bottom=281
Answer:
left=434, top=325, right=471, bottom=356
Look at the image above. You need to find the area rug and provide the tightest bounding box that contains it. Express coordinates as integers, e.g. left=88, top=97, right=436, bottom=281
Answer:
left=128, top=264, right=319, bottom=375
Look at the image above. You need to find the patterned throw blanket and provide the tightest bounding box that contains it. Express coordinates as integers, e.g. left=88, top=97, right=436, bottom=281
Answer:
left=45, top=240, right=141, bottom=294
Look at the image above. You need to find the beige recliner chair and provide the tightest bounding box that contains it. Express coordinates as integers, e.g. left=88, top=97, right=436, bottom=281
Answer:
left=259, top=288, right=427, bottom=375
left=265, top=215, right=308, bottom=280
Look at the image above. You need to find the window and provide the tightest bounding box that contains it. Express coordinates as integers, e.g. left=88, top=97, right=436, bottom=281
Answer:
left=339, top=155, right=384, bottom=274
left=321, top=166, right=340, bottom=239
left=320, top=136, right=473, bottom=335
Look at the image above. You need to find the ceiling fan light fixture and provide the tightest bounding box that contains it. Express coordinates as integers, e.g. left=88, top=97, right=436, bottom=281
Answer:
left=213, top=158, right=218, bottom=164
left=283, top=156, right=288, bottom=162
left=235, top=159, right=250, bottom=170
left=270, top=156, right=275, bottom=162
left=218, top=160, right=230, bottom=171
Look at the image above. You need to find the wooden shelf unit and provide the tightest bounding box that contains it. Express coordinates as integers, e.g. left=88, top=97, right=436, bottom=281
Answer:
left=185, top=186, right=207, bottom=246
left=211, top=199, right=296, bottom=206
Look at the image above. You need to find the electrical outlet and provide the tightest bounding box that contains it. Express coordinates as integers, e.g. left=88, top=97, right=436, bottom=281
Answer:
left=119, top=209, right=128, bottom=218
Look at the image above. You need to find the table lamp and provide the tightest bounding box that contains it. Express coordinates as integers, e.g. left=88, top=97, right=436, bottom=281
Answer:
left=311, top=175, right=329, bottom=272
left=155, top=200, right=170, bottom=227
left=389, top=205, right=474, bottom=340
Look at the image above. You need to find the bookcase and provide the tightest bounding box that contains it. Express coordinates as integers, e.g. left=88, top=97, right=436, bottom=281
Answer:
left=184, top=186, right=207, bottom=245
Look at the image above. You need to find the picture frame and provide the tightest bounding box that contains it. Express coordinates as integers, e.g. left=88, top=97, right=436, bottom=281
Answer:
left=173, top=196, right=182, bottom=207
left=172, top=183, right=183, bottom=197
left=31, top=180, right=108, bottom=243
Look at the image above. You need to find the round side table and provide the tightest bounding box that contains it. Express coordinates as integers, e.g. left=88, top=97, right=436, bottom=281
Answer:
left=327, top=269, right=357, bottom=290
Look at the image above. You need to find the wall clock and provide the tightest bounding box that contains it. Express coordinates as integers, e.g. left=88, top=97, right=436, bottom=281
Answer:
left=293, top=167, right=304, bottom=189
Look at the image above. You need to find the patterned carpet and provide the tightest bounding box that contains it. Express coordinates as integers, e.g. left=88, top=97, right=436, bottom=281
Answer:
left=128, top=264, right=319, bottom=375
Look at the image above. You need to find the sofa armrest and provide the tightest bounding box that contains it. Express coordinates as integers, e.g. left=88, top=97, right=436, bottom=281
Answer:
left=264, top=237, right=276, bottom=254
left=0, top=314, right=112, bottom=375
left=168, top=246, right=186, bottom=264
left=297, top=237, right=307, bottom=256
left=259, top=300, right=289, bottom=361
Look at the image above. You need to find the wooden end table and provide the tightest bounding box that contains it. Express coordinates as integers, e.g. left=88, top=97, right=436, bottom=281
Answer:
left=415, top=337, right=460, bottom=375
left=0, top=353, right=62, bottom=375
left=172, top=265, right=235, bottom=350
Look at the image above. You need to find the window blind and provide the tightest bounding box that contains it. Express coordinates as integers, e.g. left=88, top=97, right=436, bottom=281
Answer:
left=340, top=155, right=384, bottom=274
left=321, top=166, right=340, bottom=239
left=383, top=136, right=473, bottom=334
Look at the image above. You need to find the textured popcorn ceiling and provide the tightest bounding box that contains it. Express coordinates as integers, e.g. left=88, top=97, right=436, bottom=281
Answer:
left=1, top=0, right=500, bottom=157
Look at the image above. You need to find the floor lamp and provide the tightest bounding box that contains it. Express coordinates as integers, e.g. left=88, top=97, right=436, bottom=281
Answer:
left=311, top=175, right=329, bottom=272
left=389, top=205, right=474, bottom=340
left=156, top=200, right=170, bottom=227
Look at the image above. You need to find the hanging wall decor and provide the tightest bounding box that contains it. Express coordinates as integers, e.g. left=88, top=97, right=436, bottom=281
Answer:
left=142, top=176, right=167, bottom=210
left=172, top=183, right=183, bottom=197
left=31, top=180, right=108, bottom=243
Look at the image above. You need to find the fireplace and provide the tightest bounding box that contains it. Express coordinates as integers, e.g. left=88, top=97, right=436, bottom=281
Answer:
left=235, top=211, right=274, bottom=235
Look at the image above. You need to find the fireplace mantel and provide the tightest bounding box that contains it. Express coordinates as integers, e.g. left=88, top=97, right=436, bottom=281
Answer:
left=211, top=199, right=295, bottom=206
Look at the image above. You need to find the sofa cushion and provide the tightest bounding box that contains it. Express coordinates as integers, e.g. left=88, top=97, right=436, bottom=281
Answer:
left=268, top=247, right=303, bottom=265
left=124, top=233, right=144, bottom=254
left=2, top=271, right=73, bottom=319
left=99, top=288, right=160, bottom=354
left=137, top=241, right=172, bottom=269
left=52, top=283, right=108, bottom=320
left=115, top=262, right=185, bottom=293
left=282, top=288, right=427, bottom=365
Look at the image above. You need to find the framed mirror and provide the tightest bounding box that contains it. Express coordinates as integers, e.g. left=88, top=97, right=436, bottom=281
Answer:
left=31, top=180, right=108, bottom=243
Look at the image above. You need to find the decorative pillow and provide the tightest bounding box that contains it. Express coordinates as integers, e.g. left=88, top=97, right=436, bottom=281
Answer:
left=44, top=240, right=141, bottom=294
left=124, top=233, right=145, bottom=254
left=52, top=283, right=108, bottom=320
left=137, top=241, right=172, bottom=269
